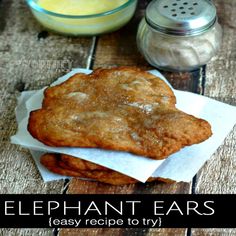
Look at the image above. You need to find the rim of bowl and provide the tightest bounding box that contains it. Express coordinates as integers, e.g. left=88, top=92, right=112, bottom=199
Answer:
left=26, top=0, right=136, bottom=18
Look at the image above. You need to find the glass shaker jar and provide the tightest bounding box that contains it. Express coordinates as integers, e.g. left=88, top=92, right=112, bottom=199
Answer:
left=137, top=0, right=222, bottom=72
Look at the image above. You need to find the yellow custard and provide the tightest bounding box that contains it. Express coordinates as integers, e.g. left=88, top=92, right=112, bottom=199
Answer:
left=28, top=0, right=137, bottom=35
left=38, top=0, right=128, bottom=15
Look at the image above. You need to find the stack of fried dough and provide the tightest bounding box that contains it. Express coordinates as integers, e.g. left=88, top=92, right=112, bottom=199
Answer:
left=28, top=67, right=212, bottom=185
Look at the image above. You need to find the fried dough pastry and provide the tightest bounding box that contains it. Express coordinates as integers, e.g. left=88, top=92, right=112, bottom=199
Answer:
left=40, top=153, right=84, bottom=177
left=29, top=67, right=212, bottom=160
left=40, top=153, right=174, bottom=185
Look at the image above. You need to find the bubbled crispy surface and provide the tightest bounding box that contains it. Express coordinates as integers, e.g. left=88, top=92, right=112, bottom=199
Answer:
left=28, top=67, right=212, bottom=160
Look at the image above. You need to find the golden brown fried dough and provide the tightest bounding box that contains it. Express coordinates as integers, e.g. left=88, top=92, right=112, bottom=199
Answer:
left=40, top=153, right=84, bottom=177
left=29, top=67, right=212, bottom=160
left=60, top=154, right=108, bottom=171
left=41, top=153, right=174, bottom=185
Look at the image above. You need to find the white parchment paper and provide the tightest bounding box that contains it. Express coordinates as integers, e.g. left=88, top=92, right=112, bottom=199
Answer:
left=11, top=69, right=236, bottom=183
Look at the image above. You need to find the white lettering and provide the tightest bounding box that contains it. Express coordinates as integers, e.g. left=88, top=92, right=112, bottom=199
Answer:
left=5, top=201, right=15, bottom=215
left=154, top=201, right=164, bottom=215
left=187, top=201, right=202, bottom=215
left=105, top=201, right=123, bottom=215
left=126, top=201, right=141, bottom=215
left=19, top=201, right=30, bottom=215
left=166, top=201, right=183, bottom=215
left=33, top=201, right=44, bottom=215
left=84, top=201, right=102, bottom=215
left=48, top=201, right=60, bottom=215
left=203, top=201, right=215, bottom=215
left=63, top=201, right=81, bottom=215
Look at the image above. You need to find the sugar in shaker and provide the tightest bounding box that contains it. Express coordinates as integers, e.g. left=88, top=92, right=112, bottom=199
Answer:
left=137, top=0, right=222, bottom=71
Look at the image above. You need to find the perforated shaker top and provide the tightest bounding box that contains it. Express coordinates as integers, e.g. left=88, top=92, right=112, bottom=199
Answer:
left=146, top=0, right=217, bottom=35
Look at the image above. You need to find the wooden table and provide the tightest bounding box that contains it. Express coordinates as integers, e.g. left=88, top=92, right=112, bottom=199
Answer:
left=0, top=0, right=235, bottom=235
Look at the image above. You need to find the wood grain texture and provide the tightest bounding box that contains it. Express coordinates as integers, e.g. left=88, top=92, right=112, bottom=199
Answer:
left=0, top=228, right=54, bottom=236
left=60, top=228, right=187, bottom=236
left=67, top=179, right=190, bottom=195
left=192, top=0, right=236, bottom=235
left=93, top=0, right=151, bottom=69
left=162, top=68, right=203, bottom=93
left=0, top=0, right=93, bottom=235
left=1, top=0, right=234, bottom=234
left=194, top=0, right=236, bottom=195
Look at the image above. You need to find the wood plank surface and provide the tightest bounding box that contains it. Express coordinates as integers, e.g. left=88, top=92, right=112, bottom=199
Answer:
left=192, top=0, right=236, bottom=235
left=0, top=0, right=234, bottom=235
left=93, top=0, right=150, bottom=69
left=60, top=227, right=187, bottom=236
left=0, top=0, right=94, bottom=235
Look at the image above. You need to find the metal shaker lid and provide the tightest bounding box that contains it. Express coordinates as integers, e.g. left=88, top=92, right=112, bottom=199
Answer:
left=146, top=0, right=217, bottom=35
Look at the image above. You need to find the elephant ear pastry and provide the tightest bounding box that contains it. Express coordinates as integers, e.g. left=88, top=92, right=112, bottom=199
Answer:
left=28, top=67, right=212, bottom=160
left=40, top=153, right=173, bottom=185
